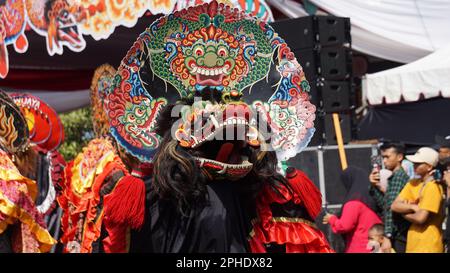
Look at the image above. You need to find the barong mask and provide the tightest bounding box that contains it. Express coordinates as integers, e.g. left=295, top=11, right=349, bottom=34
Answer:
left=0, top=90, right=29, bottom=154
left=11, top=93, right=64, bottom=153
left=105, top=1, right=316, bottom=179
left=90, top=64, right=117, bottom=138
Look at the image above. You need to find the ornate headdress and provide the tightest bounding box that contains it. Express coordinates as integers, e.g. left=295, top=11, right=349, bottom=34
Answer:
left=0, top=90, right=29, bottom=154
left=105, top=1, right=316, bottom=162
left=90, top=64, right=117, bottom=137
left=11, top=93, right=64, bottom=153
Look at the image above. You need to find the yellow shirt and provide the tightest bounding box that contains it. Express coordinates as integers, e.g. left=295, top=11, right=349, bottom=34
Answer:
left=399, top=179, right=444, bottom=253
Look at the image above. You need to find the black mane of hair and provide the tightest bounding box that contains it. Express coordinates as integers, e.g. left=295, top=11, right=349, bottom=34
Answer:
left=151, top=95, right=293, bottom=215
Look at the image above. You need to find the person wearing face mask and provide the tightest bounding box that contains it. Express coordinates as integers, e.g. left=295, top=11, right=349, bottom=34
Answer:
left=391, top=147, right=444, bottom=253
left=434, top=136, right=450, bottom=252
left=435, top=135, right=450, bottom=177
left=369, top=142, right=410, bottom=252
left=441, top=157, right=450, bottom=253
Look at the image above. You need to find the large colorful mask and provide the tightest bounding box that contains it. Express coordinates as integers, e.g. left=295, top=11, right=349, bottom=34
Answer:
left=0, top=90, right=29, bottom=154
left=90, top=64, right=116, bottom=137
left=106, top=1, right=316, bottom=164
left=11, top=93, right=64, bottom=153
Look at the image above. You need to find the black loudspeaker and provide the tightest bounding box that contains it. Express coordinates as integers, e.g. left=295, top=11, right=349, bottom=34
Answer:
left=308, top=112, right=352, bottom=146
left=319, top=80, right=351, bottom=112
left=271, top=16, right=354, bottom=146
left=294, top=47, right=351, bottom=81
left=299, top=72, right=353, bottom=115
left=318, top=47, right=352, bottom=80
left=309, top=114, right=325, bottom=146
left=324, top=113, right=352, bottom=145
left=270, top=17, right=316, bottom=50
left=270, top=16, right=351, bottom=50
left=306, top=78, right=321, bottom=107
left=316, top=16, right=351, bottom=47
left=294, top=49, right=318, bottom=79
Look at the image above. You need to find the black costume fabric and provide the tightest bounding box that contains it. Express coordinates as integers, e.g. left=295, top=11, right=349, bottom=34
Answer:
left=0, top=229, right=13, bottom=253
left=131, top=179, right=256, bottom=253
left=35, top=153, right=64, bottom=253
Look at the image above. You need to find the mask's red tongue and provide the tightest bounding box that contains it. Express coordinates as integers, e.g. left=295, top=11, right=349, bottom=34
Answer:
left=216, top=142, right=234, bottom=163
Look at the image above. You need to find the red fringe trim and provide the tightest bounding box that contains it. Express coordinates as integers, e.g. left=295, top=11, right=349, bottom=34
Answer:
left=286, top=169, right=322, bottom=219
left=250, top=221, right=334, bottom=253
left=103, top=175, right=146, bottom=230
left=250, top=168, right=332, bottom=253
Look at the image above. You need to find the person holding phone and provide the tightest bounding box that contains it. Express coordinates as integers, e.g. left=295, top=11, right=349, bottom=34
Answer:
left=435, top=135, right=450, bottom=176
left=369, top=142, right=410, bottom=253
left=441, top=157, right=450, bottom=252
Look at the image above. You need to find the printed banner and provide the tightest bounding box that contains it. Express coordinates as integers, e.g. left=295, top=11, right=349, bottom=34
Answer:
left=0, top=0, right=273, bottom=79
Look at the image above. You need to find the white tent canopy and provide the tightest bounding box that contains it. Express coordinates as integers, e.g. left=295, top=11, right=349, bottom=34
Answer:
left=362, top=43, right=450, bottom=105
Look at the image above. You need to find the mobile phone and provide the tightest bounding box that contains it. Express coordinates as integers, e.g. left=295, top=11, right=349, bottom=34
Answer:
left=434, top=169, right=442, bottom=181
left=370, top=155, right=382, bottom=171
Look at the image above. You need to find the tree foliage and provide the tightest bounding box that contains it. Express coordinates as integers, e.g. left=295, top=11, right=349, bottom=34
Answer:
left=58, top=107, right=94, bottom=161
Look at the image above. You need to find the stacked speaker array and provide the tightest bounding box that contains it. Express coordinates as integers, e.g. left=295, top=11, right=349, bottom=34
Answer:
left=271, top=16, right=354, bottom=145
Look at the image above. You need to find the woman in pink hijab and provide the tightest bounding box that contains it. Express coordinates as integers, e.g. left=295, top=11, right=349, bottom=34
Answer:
left=322, top=166, right=382, bottom=253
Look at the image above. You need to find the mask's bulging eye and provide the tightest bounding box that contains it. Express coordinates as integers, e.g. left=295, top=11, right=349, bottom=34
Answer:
left=135, top=108, right=145, bottom=117
left=218, top=48, right=227, bottom=57
left=195, top=47, right=204, bottom=57
left=128, top=114, right=136, bottom=122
